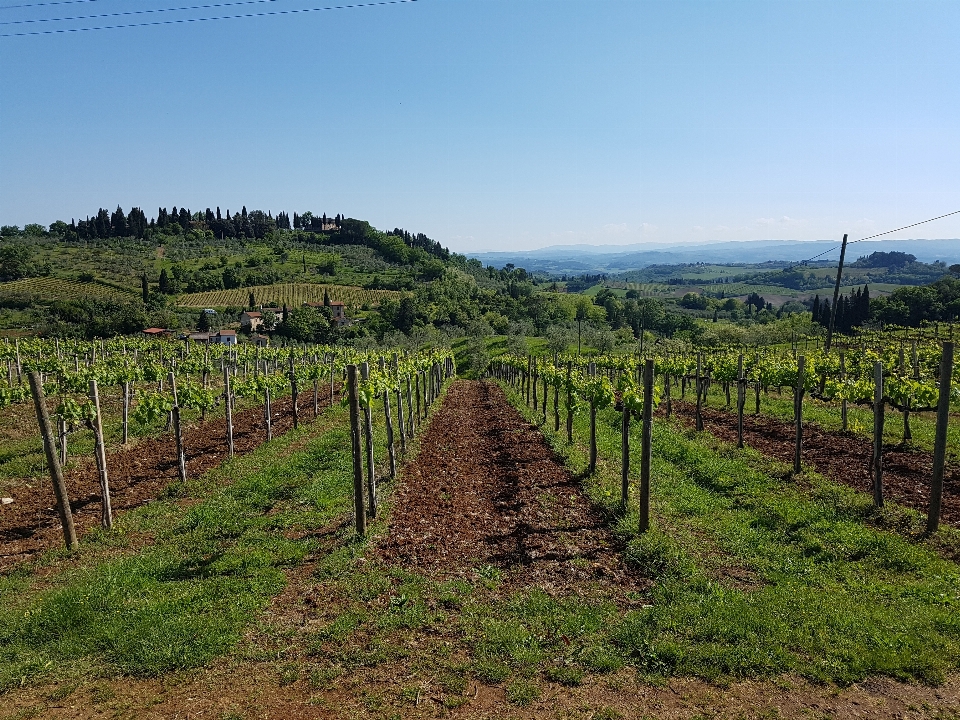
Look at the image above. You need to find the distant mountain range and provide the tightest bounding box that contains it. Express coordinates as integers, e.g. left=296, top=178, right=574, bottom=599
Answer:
left=467, top=239, right=960, bottom=275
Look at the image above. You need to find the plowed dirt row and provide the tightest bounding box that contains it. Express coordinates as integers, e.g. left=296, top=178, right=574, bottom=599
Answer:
left=668, top=400, right=960, bottom=524
left=0, top=386, right=340, bottom=573
left=380, top=379, right=645, bottom=597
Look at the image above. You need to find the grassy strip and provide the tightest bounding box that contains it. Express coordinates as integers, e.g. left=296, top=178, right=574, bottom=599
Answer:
left=0, top=400, right=360, bottom=691
left=501, top=381, right=960, bottom=684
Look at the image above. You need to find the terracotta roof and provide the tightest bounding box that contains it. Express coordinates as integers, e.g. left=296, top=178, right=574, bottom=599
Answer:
left=142, top=327, right=166, bottom=333
left=218, top=330, right=237, bottom=336
left=243, top=311, right=262, bottom=317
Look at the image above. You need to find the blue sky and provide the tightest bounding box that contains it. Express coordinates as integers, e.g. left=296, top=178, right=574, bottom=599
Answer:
left=1, top=0, right=959, bottom=252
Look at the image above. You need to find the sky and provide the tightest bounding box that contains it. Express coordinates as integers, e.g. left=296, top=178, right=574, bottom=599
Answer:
left=1, top=0, right=959, bottom=253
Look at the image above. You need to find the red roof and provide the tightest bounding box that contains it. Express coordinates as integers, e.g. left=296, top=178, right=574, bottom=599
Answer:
left=244, top=311, right=262, bottom=317
left=143, top=328, right=166, bottom=334
left=218, top=329, right=237, bottom=336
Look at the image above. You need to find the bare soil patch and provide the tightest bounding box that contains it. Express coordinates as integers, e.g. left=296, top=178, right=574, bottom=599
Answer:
left=668, top=400, right=960, bottom=524
left=0, top=386, right=340, bottom=573
left=379, top=379, right=645, bottom=598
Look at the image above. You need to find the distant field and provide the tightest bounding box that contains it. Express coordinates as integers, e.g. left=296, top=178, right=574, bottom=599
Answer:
left=0, top=276, right=136, bottom=302
left=599, top=282, right=674, bottom=297
left=176, top=282, right=402, bottom=309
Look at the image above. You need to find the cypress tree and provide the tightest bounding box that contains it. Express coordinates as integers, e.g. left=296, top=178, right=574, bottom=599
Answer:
left=141, top=273, right=149, bottom=303
left=812, top=295, right=821, bottom=323
left=158, top=268, right=170, bottom=294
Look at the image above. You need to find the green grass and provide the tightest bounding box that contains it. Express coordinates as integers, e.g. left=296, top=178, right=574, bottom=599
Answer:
left=497, top=378, right=960, bottom=684
left=0, top=400, right=360, bottom=690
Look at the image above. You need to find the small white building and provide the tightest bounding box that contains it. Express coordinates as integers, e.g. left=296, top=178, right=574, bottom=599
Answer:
left=215, top=329, right=238, bottom=346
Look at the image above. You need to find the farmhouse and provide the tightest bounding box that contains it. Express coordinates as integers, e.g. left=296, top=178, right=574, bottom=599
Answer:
left=250, top=333, right=270, bottom=347
left=240, top=311, right=263, bottom=331
left=303, top=300, right=349, bottom=326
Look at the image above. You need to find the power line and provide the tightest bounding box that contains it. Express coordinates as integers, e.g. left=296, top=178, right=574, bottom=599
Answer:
left=0, top=0, right=100, bottom=10
left=0, top=0, right=275, bottom=26
left=0, top=0, right=416, bottom=36
left=700, top=209, right=960, bottom=296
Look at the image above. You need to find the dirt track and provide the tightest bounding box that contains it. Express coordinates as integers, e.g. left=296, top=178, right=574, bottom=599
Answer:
left=380, top=379, right=645, bottom=597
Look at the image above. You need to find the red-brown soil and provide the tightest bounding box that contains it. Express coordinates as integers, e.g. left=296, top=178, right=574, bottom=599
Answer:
left=380, top=379, right=645, bottom=597
left=0, top=386, right=339, bottom=573
left=668, top=400, right=960, bottom=524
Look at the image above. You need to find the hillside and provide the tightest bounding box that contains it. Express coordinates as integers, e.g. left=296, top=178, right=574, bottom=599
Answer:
left=1, top=209, right=958, bottom=347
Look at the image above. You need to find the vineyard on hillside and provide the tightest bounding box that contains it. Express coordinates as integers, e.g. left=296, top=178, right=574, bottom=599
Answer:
left=0, top=276, right=136, bottom=303
left=176, top=282, right=402, bottom=309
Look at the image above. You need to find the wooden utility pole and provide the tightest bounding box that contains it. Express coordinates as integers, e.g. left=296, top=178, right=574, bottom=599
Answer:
left=28, top=372, right=78, bottom=550
left=825, top=234, right=848, bottom=353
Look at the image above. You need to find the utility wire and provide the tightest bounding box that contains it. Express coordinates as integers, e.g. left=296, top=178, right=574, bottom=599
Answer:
left=1, top=0, right=100, bottom=10
left=0, top=0, right=415, bottom=36
left=697, top=209, right=960, bottom=296
left=0, top=0, right=275, bottom=25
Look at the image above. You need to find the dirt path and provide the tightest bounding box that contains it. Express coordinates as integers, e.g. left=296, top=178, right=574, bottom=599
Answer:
left=380, top=379, right=645, bottom=596
left=0, top=386, right=340, bottom=573
left=668, top=400, right=960, bottom=524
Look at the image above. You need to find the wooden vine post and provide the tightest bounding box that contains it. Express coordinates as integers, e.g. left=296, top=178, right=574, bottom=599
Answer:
left=840, top=352, right=848, bottom=431
left=793, top=355, right=805, bottom=475
left=927, top=341, right=955, bottom=533
left=620, top=378, right=631, bottom=513
left=406, top=373, right=415, bottom=438
left=122, top=381, right=130, bottom=445
left=588, top=362, right=597, bottom=474
left=347, top=364, right=366, bottom=536
left=264, top=385, right=273, bottom=442
left=168, top=371, right=187, bottom=483
left=394, top=354, right=406, bottom=453
left=88, top=379, right=113, bottom=529
left=695, top=353, right=704, bottom=431
left=639, top=358, right=654, bottom=533
left=360, top=362, right=377, bottom=518
left=380, top=358, right=397, bottom=478
left=223, top=365, right=234, bottom=458
left=289, top=354, right=299, bottom=430
left=531, top=357, right=538, bottom=411
left=565, top=360, right=574, bottom=443
left=664, top=372, right=672, bottom=419
left=553, top=371, right=560, bottom=432
left=872, top=361, right=885, bottom=507
left=27, top=371, right=78, bottom=551
left=736, top=354, right=745, bottom=449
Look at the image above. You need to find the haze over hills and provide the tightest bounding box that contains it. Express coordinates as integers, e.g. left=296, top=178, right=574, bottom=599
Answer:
left=467, top=239, right=960, bottom=275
